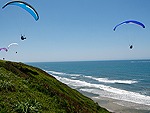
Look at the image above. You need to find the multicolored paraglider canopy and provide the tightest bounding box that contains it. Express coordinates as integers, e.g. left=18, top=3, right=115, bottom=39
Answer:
left=113, top=20, right=145, bottom=31
left=0, top=48, right=8, bottom=52
left=2, top=1, right=39, bottom=21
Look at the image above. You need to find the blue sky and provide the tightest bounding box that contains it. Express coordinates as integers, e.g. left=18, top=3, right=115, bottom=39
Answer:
left=0, top=0, right=150, bottom=62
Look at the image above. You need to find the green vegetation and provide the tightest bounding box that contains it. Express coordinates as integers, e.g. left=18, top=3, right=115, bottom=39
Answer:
left=0, top=60, right=110, bottom=113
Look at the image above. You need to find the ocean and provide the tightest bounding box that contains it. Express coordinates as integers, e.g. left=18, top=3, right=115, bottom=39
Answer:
left=27, top=60, right=150, bottom=112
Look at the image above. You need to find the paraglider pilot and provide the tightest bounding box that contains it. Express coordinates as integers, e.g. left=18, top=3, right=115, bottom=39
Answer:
left=21, top=34, right=26, bottom=40
left=129, top=45, right=133, bottom=49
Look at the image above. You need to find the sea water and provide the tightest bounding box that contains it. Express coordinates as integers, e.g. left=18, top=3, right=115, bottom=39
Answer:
left=27, top=60, right=150, bottom=111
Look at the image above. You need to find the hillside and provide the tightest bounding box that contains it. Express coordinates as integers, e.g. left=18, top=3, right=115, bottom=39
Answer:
left=0, top=60, right=110, bottom=113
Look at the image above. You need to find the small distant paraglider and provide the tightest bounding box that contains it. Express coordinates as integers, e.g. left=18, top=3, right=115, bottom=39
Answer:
left=7, top=43, right=18, bottom=53
left=113, top=20, right=145, bottom=49
left=0, top=48, right=8, bottom=60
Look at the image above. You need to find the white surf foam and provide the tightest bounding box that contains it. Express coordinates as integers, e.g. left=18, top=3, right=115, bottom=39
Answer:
left=46, top=70, right=80, bottom=76
left=47, top=70, right=137, bottom=84
left=84, top=76, right=138, bottom=84
left=46, top=71, right=66, bottom=75
left=131, top=61, right=150, bottom=63
left=80, top=88, right=150, bottom=106
left=54, top=75, right=150, bottom=106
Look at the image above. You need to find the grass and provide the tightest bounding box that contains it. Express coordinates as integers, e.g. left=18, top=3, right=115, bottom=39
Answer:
left=0, top=60, right=110, bottom=113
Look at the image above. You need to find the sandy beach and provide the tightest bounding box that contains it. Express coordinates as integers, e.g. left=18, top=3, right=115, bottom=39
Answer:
left=91, top=96, right=150, bottom=113
left=80, top=90, right=150, bottom=113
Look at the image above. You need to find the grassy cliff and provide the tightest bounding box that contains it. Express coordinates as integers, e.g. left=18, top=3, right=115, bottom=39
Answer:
left=0, top=60, right=110, bottom=113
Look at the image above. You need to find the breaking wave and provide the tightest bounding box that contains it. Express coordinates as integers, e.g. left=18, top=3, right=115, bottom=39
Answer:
left=54, top=75, right=150, bottom=106
left=46, top=70, right=138, bottom=84
left=84, top=76, right=138, bottom=84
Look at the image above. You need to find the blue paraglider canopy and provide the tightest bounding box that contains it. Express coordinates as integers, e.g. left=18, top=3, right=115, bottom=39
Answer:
left=2, top=1, right=39, bottom=21
left=113, top=20, right=145, bottom=31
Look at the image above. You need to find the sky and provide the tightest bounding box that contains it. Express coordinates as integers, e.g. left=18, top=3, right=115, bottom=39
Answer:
left=0, top=0, right=150, bottom=62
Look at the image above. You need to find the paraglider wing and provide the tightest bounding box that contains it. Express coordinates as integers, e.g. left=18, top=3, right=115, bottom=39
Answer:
left=113, top=20, right=145, bottom=31
left=0, top=48, right=8, bottom=52
left=8, top=43, right=18, bottom=49
left=2, top=1, right=39, bottom=21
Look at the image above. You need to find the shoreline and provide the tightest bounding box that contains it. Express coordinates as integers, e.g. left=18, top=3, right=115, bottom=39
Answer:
left=27, top=61, right=150, bottom=112
left=92, top=97, right=150, bottom=113
left=81, top=91, right=150, bottom=113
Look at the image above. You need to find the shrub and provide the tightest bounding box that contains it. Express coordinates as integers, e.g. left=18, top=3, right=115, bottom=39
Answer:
left=12, top=99, right=41, bottom=113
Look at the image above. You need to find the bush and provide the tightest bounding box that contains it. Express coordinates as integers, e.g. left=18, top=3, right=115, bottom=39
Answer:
left=12, top=98, right=42, bottom=113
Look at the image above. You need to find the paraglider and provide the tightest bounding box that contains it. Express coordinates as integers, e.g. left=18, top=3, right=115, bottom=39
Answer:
left=8, top=43, right=18, bottom=49
left=0, top=48, right=8, bottom=60
left=2, top=1, right=39, bottom=21
left=113, top=20, right=145, bottom=31
left=113, top=20, right=145, bottom=49
left=2, top=1, right=39, bottom=39
left=0, top=48, right=8, bottom=52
